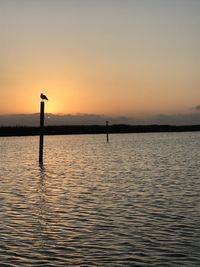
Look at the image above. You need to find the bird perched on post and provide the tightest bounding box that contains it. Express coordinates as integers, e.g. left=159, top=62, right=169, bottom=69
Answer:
left=40, top=93, right=48, bottom=101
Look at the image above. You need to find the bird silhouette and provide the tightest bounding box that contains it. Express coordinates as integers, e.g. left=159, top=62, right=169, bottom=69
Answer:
left=40, top=93, right=48, bottom=101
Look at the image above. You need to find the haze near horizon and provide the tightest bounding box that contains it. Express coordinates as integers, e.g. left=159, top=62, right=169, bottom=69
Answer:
left=0, top=0, right=200, bottom=119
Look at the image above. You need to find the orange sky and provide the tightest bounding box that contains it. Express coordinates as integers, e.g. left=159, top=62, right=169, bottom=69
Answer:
left=0, top=0, right=200, bottom=116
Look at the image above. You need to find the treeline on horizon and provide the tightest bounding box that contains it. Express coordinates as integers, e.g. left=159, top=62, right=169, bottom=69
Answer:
left=0, top=124, right=200, bottom=137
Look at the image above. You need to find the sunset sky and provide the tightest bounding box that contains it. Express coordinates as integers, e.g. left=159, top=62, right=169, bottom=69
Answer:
left=0, top=0, right=200, bottom=118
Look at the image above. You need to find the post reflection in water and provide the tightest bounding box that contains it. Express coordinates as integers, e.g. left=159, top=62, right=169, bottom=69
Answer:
left=36, top=164, right=50, bottom=248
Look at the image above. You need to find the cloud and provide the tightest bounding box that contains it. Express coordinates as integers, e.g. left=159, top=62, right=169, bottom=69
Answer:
left=147, top=113, right=200, bottom=125
left=0, top=113, right=139, bottom=126
left=0, top=113, right=200, bottom=126
left=194, top=105, right=200, bottom=111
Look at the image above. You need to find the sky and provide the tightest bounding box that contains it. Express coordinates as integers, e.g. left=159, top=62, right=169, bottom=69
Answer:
left=0, top=0, right=200, bottom=124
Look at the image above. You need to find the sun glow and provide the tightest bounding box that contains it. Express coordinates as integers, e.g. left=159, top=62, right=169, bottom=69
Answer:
left=44, top=100, right=60, bottom=114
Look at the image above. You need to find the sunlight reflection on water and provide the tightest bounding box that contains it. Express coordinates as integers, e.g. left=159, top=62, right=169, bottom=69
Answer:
left=0, top=133, right=200, bottom=266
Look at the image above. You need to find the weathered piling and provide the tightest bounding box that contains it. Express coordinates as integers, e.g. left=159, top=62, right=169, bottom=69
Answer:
left=106, top=120, right=109, bottom=142
left=39, top=101, right=45, bottom=164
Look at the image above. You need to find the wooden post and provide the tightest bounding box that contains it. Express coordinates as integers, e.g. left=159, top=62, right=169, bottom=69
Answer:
left=106, top=120, right=109, bottom=143
left=39, top=101, right=45, bottom=164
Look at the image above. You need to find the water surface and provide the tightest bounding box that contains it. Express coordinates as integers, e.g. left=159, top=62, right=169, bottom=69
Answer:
left=0, top=133, right=200, bottom=266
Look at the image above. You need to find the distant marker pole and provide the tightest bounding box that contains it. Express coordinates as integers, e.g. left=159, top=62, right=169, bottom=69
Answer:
left=39, top=101, right=45, bottom=164
left=106, top=120, right=109, bottom=143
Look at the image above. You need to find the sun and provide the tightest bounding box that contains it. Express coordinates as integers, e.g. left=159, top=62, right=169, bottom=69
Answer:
left=45, top=100, right=60, bottom=114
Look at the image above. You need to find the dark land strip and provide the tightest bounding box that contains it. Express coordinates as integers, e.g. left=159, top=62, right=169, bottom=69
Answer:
left=1, top=125, right=200, bottom=137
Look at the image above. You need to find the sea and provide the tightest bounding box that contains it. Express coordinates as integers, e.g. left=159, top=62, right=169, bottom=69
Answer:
left=0, top=132, right=200, bottom=266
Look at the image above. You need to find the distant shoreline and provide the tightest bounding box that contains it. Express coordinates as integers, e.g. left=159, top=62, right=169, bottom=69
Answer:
left=0, top=125, right=200, bottom=137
